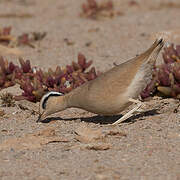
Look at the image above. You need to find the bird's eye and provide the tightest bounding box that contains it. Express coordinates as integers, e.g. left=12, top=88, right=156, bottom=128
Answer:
left=41, top=92, right=64, bottom=109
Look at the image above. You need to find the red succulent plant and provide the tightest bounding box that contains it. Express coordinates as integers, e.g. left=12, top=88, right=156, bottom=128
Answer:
left=0, top=53, right=99, bottom=102
left=141, top=44, right=180, bottom=99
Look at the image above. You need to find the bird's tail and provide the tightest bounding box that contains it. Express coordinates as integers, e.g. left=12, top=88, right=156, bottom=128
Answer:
left=137, top=37, right=164, bottom=65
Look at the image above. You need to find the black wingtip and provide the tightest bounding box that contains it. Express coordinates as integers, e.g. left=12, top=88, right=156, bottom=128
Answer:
left=158, top=38, right=163, bottom=44
left=156, top=37, right=164, bottom=45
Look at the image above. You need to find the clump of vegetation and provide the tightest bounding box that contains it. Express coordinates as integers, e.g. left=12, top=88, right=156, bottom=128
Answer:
left=0, top=109, right=5, bottom=116
left=0, top=93, right=15, bottom=107
left=80, top=0, right=115, bottom=19
left=0, top=53, right=99, bottom=102
left=141, top=44, right=180, bottom=99
left=0, top=26, right=46, bottom=48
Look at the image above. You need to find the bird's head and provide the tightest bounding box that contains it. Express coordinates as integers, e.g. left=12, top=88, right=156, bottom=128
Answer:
left=37, top=91, right=67, bottom=122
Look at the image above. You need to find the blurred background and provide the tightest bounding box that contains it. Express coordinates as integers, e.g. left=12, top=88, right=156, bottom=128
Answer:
left=0, top=0, right=179, bottom=70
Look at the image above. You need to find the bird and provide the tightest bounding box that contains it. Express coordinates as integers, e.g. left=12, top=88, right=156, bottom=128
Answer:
left=37, top=38, right=164, bottom=124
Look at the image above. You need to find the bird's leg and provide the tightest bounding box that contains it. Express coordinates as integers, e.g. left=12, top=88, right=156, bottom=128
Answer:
left=128, top=98, right=144, bottom=112
left=112, top=98, right=142, bottom=125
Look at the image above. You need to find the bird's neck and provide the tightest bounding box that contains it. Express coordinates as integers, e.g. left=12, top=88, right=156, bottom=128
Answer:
left=63, top=88, right=79, bottom=108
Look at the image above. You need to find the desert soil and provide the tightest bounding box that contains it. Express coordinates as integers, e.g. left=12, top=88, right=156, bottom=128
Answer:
left=0, top=0, right=180, bottom=179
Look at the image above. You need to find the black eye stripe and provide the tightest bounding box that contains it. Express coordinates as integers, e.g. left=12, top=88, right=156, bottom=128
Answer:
left=42, top=92, right=63, bottom=109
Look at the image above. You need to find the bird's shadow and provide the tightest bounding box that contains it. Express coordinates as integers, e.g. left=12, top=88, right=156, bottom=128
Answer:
left=40, top=109, right=159, bottom=125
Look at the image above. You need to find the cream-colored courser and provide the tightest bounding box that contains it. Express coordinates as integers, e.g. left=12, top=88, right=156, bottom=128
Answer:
left=37, top=38, right=164, bottom=124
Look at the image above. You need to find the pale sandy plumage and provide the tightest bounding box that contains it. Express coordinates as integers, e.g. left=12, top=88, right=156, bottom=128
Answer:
left=38, top=38, right=164, bottom=124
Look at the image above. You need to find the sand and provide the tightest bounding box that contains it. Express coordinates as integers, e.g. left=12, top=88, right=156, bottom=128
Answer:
left=0, top=0, right=180, bottom=179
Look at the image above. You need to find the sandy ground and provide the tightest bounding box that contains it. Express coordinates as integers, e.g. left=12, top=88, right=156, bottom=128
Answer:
left=0, top=0, right=180, bottom=179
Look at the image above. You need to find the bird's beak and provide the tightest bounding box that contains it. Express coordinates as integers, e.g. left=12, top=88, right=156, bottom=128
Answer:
left=36, top=111, right=45, bottom=123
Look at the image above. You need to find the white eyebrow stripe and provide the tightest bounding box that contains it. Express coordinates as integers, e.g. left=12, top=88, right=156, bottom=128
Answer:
left=41, top=91, right=64, bottom=109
